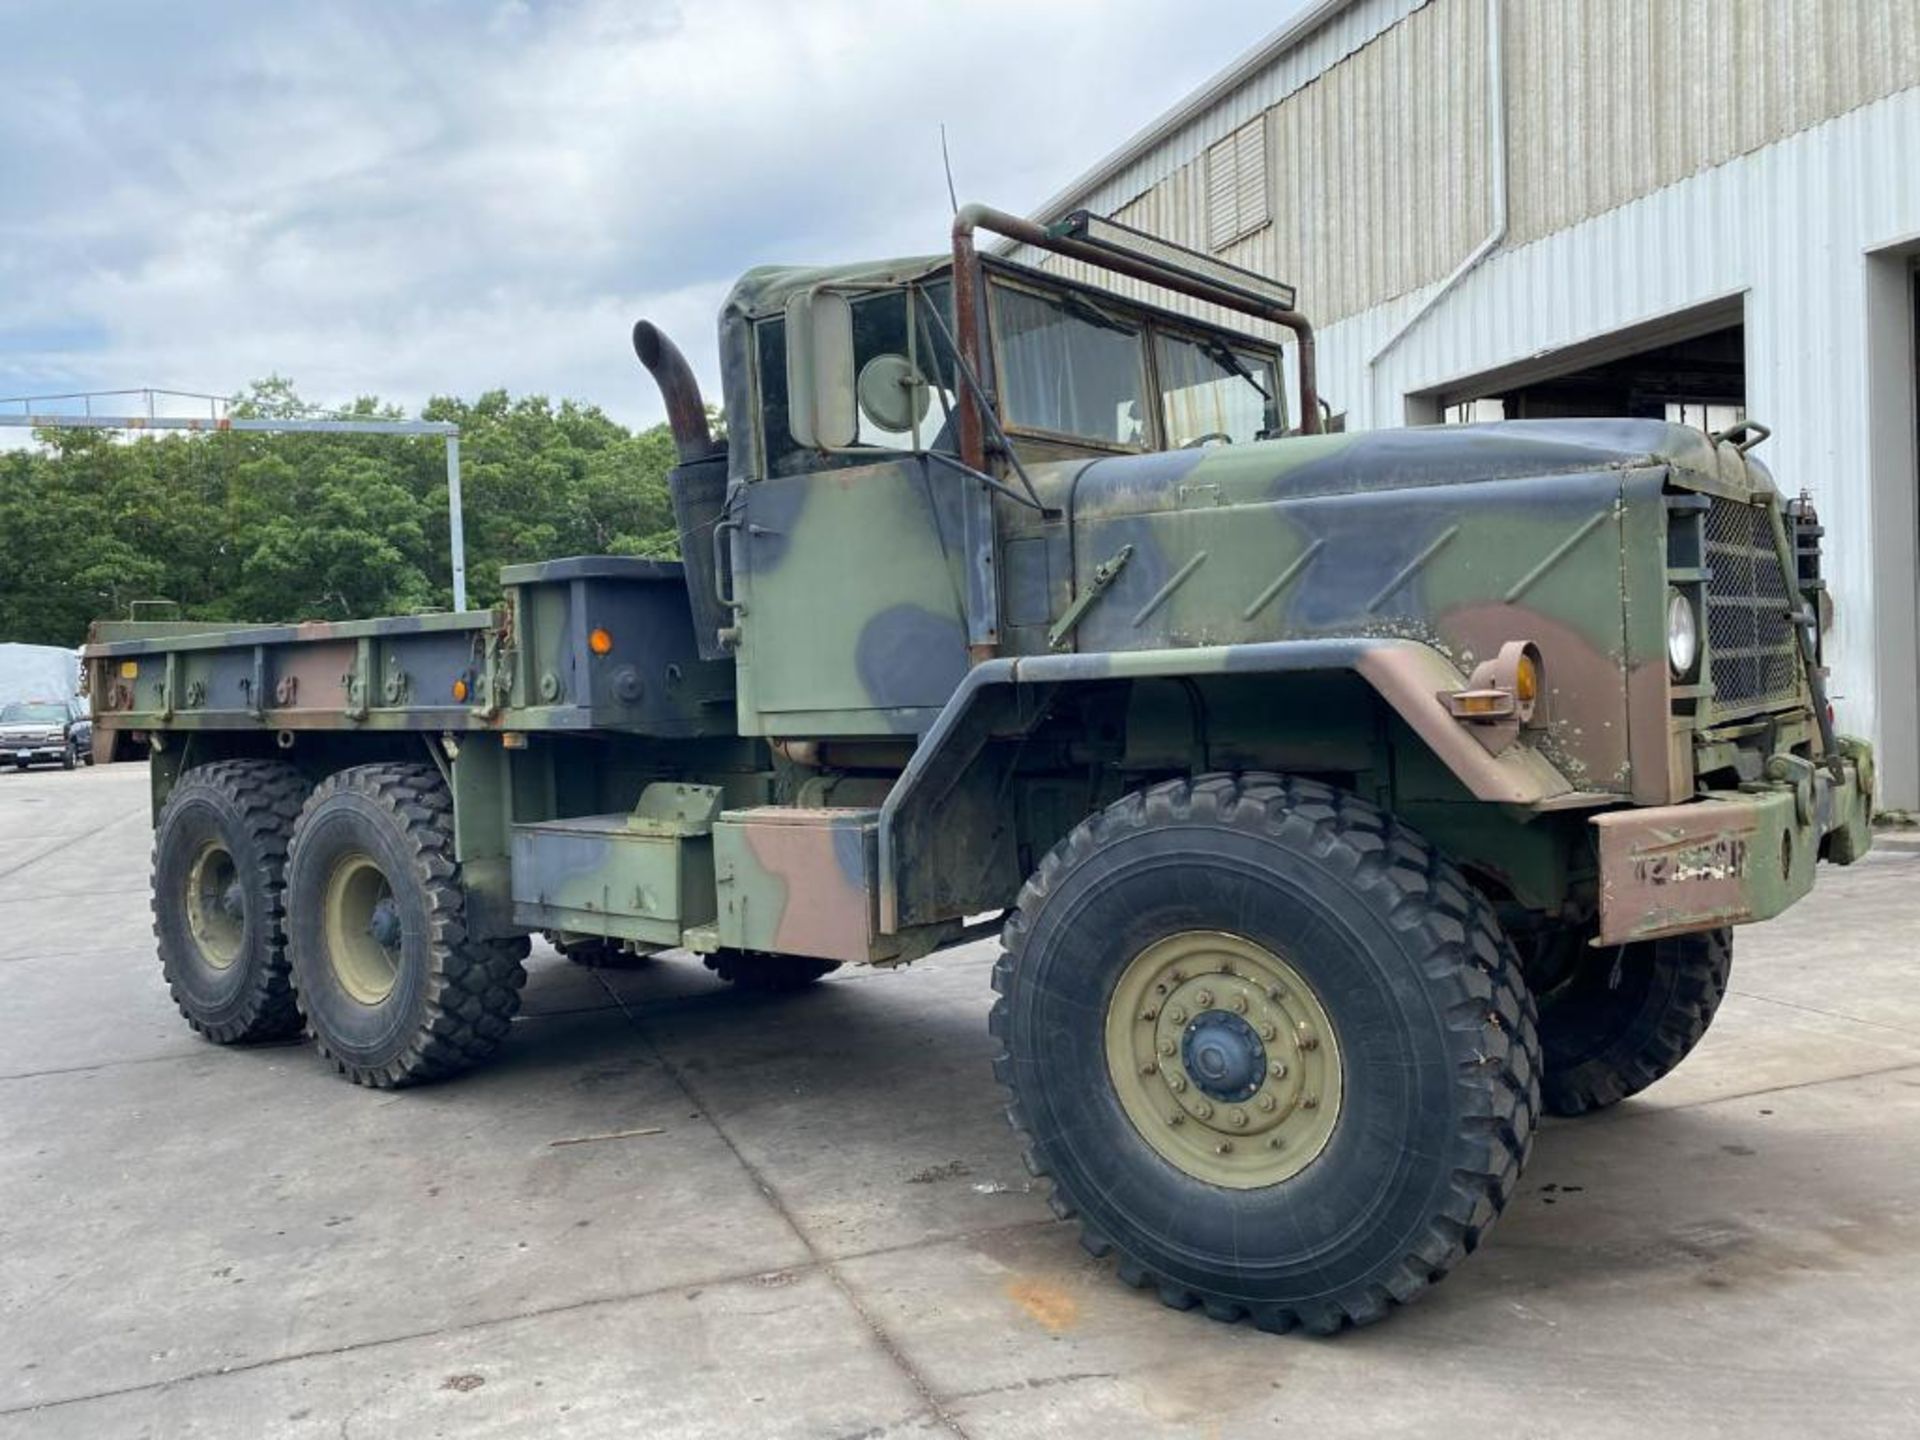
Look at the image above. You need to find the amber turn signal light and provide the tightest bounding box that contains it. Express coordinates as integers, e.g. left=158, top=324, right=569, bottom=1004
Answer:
left=589, top=627, right=614, bottom=655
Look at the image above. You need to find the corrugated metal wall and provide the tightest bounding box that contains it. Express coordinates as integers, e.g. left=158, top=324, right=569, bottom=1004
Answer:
left=1505, top=0, right=1920, bottom=247
left=1036, top=0, right=1919, bottom=326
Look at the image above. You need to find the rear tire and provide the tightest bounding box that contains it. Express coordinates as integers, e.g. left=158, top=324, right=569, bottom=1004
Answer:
left=703, top=949, right=839, bottom=992
left=286, top=763, right=528, bottom=1087
left=992, top=773, right=1539, bottom=1334
left=152, top=760, right=309, bottom=1043
left=61, top=742, right=77, bottom=771
left=1536, top=929, right=1732, bottom=1116
left=553, top=934, right=651, bottom=969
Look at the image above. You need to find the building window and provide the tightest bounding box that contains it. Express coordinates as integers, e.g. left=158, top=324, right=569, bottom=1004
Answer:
left=1205, top=117, right=1270, bottom=251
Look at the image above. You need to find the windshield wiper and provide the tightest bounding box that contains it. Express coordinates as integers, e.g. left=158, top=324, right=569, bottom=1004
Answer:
left=1061, top=292, right=1138, bottom=337
left=1207, top=340, right=1270, bottom=401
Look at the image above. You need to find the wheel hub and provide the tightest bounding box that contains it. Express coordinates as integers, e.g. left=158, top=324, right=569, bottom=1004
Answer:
left=184, top=840, right=246, bottom=970
left=366, top=896, right=403, bottom=951
left=322, top=854, right=403, bottom=1005
left=1182, top=1010, right=1267, bottom=1102
left=1104, top=930, right=1343, bottom=1189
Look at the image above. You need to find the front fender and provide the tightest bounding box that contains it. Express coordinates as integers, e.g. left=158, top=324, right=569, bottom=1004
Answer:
left=878, top=638, right=1576, bottom=931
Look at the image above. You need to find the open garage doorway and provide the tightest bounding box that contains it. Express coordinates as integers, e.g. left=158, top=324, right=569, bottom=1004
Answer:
left=1410, top=295, right=1747, bottom=428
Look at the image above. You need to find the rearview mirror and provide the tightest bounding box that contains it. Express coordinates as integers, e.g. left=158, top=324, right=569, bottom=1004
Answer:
left=785, top=290, right=856, bottom=449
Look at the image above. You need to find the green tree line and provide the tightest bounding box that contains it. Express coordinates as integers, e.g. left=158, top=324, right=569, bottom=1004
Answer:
left=0, top=380, right=696, bottom=646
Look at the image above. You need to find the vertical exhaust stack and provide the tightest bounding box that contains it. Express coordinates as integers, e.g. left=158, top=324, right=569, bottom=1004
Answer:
left=632, top=320, right=724, bottom=464
left=632, top=320, right=732, bottom=660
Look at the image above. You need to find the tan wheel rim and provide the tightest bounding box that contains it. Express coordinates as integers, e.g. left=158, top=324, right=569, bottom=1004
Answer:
left=322, top=853, right=403, bottom=1005
left=184, top=840, right=245, bottom=970
left=1104, top=930, right=1343, bottom=1189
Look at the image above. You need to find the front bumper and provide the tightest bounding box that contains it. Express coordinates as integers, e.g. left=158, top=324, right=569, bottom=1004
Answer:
left=2, top=743, right=68, bottom=764
left=1592, top=737, right=1874, bottom=945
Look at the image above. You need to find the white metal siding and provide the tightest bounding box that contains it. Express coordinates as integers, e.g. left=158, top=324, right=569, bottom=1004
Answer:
left=1505, top=0, right=1920, bottom=247
left=1312, top=86, right=1920, bottom=795
left=1030, top=0, right=1919, bottom=323
left=1018, top=0, right=1431, bottom=245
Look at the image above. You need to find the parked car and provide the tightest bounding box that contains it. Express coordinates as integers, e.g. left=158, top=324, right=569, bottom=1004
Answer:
left=0, top=699, right=91, bottom=770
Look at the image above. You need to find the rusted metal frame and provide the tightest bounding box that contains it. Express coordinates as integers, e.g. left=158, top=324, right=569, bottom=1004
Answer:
left=951, top=203, right=1323, bottom=439
left=913, top=287, right=1044, bottom=510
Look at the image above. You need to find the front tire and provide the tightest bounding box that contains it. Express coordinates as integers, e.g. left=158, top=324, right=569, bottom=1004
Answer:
left=152, top=760, right=309, bottom=1043
left=992, top=774, right=1539, bottom=1334
left=286, top=763, right=528, bottom=1087
left=1536, top=929, right=1732, bottom=1116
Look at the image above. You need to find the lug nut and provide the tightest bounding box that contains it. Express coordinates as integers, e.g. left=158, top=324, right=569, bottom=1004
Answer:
left=1259, top=1023, right=1277, bottom=1041
left=1140, top=1007, right=1158, bottom=1022
left=1231, top=994, right=1248, bottom=1014
left=1195, top=989, right=1213, bottom=1007
left=1257, top=1094, right=1277, bottom=1112
left=1268, top=1136, right=1284, bottom=1150
left=1303, top=1094, right=1319, bottom=1110
left=1158, top=1039, right=1176, bottom=1057
left=1229, top=1110, right=1248, bottom=1128
left=1298, top=1030, right=1319, bottom=1052
left=1169, top=1006, right=1187, bottom=1024
left=1215, top=1141, right=1234, bottom=1155
left=1168, top=1113, right=1185, bottom=1126
left=1169, top=1076, right=1187, bottom=1093
left=1271, top=1062, right=1287, bottom=1080
left=1140, top=1062, right=1158, bottom=1075
left=1194, top=1101, right=1213, bottom=1119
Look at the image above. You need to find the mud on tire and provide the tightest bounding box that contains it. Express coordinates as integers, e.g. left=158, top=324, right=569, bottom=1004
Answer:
left=990, top=773, right=1540, bottom=1334
left=286, top=762, right=528, bottom=1087
left=152, top=759, right=311, bottom=1044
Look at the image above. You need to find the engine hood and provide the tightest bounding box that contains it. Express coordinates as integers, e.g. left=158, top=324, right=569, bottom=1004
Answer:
left=1034, top=418, right=1764, bottom=520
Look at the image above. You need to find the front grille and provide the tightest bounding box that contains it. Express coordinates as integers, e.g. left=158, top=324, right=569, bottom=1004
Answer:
left=1703, top=497, right=1800, bottom=711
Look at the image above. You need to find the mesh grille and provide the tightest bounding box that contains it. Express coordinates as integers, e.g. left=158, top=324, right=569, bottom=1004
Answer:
left=1703, top=497, right=1799, bottom=711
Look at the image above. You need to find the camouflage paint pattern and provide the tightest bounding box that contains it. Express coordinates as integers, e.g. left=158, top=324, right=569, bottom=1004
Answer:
left=94, top=248, right=1872, bottom=970
left=713, top=807, right=887, bottom=962
left=509, top=783, right=723, bottom=946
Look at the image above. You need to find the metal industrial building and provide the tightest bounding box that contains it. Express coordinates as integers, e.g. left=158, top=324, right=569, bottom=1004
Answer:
left=1012, top=0, right=1920, bottom=809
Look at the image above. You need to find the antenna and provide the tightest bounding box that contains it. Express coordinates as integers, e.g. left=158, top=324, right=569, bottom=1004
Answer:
left=940, top=122, right=959, bottom=215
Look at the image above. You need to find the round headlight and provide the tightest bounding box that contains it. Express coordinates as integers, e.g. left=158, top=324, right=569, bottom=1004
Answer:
left=1666, top=589, right=1699, bottom=677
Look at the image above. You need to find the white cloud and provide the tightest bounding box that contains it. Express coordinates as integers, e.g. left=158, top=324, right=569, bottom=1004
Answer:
left=0, top=0, right=1295, bottom=429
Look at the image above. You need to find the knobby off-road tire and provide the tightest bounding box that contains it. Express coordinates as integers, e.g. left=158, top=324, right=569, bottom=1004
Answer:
left=991, top=773, right=1541, bottom=1334
left=286, top=763, right=528, bottom=1087
left=553, top=935, right=651, bottom=969
left=702, top=949, right=840, bottom=992
left=152, top=759, right=310, bottom=1043
left=1537, top=928, right=1733, bottom=1116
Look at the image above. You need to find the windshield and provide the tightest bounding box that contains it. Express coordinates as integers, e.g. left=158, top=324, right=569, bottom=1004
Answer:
left=1, top=702, right=66, bottom=725
left=990, top=282, right=1148, bottom=448
left=1156, top=332, right=1279, bottom=446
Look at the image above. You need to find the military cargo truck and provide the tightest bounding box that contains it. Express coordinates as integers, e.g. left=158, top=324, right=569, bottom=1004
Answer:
left=86, top=205, right=1874, bottom=1333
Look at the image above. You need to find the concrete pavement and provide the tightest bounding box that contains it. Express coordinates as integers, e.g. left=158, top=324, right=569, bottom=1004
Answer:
left=2, top=760, right=1916, bottom=1438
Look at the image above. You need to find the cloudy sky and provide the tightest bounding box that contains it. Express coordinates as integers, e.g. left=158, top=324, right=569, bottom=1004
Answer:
left=1, top=0, right=1296, bottom=432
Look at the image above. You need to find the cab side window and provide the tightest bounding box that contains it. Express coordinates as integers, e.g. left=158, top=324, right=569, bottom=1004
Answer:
left=756, top=285, right=958, bottom=477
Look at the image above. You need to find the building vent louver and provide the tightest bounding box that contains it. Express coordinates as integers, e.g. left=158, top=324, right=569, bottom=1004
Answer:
left=1205, top=117, right=1270, bottom=252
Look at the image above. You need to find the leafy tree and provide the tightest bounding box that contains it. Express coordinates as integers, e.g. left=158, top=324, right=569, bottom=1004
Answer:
left=0, top=380, right=689, bottom=646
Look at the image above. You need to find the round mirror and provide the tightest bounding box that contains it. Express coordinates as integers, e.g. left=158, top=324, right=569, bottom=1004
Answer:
left=856, top=353, right=931, bottom=435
